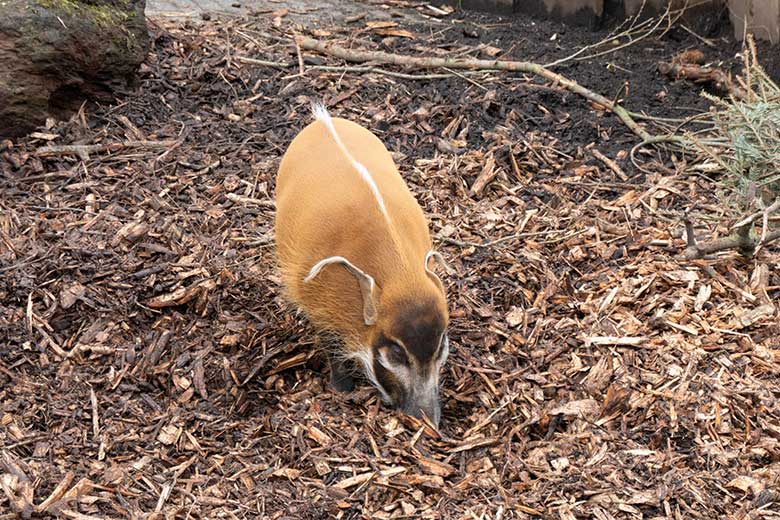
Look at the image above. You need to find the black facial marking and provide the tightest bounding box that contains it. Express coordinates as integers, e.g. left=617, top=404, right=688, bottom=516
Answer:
left=372, top=354, right=405, bottom=406
left=387, top=342, right=409, bottom=366
left=390, top=299, right=446, bottom=363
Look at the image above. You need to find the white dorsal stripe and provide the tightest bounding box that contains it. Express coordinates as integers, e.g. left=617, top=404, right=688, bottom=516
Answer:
left=310, top=101, right=389, bottom=218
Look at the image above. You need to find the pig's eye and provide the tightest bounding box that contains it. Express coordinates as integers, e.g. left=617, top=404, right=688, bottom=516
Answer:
left=387, top=342, right=408, bottom=366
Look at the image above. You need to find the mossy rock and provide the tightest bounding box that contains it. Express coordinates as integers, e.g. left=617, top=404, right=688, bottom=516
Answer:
left=0, top=0, right=150, bottom=138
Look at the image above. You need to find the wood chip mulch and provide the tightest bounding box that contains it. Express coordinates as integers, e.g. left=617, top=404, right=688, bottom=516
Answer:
left=1, top=6, right=779, bottom=519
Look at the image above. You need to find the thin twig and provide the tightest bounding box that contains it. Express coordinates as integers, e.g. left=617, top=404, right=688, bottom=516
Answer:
left=235, top=57, right=290, bottom=68
left=293, top=33, right=305, bottom=76
left=36, top=140, right=177, bottom=161
left=755, top=199, right=780, bottom=255
left=592, top=149, right=628, bottom=181
left=153, top=123, right=188, bottom=166
left=226, top=192, right=276, bottom=208
left=732, top=198, right=780, bottom=228
left=679, top=23, right=716, bottom=47
left=548, top=2, right=685, bottom=68
left=544, top=0, right=655, bottom=68
left=435, top=229, right=566, bottom=249
left=629, top=134, right=685, bottom=172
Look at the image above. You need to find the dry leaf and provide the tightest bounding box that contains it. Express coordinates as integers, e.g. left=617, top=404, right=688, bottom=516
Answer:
left=60, top=282, right=86, bottom=309
left=481, top=45, right=502, bottom=57
left=600, top=385, right=632, bottom=417
left=583, top=356, right=613, bottom=393
left=219, top=334, right=242, bottom=346
left=111, top=221, right=148, bottom=246
left=674, top=49, right=705, bottom=65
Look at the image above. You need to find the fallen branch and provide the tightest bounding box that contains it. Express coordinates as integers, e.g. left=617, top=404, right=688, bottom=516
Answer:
left=36, top=140, right=178, bottom=161
left=297, top=37, right=652, bottom=141
left=236, top=55, right=489, bottom=80
left=684, top=216, right=780, bottom=260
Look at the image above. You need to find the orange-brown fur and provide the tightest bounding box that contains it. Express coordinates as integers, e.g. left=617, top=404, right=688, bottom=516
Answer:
left=274, top=115, right=448, bottom=353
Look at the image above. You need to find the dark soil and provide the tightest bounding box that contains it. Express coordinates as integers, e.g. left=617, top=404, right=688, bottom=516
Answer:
left=387, top=9, right=780, bottom=160
left=2, top=2, right=779, bottom=519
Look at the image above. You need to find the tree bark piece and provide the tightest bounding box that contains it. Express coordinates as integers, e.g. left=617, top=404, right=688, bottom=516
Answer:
left=297, top=36, right=652, bottom=141
left=0, top=0, right=150, bottom=138
left=658, top=61, right=746, bottom=99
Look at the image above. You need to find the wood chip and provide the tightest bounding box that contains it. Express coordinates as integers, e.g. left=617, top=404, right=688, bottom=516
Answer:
left=333, top=467, right=406, bottom=489
left=737, top=303, right=775, bottom=328
left=469, top=151, right=496, bottom=197
left=416, top=456, right=456, bottom=477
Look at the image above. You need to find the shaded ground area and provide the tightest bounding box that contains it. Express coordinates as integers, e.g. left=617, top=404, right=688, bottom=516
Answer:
left=2, top=2, right=780, bottom=519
